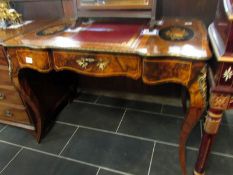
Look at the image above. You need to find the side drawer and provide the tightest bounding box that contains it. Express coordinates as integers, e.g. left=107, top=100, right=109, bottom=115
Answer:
left=16, top=49, right=52, bottom=72
left=0, top=86, right=23, bottom=106
left=53, top=51, right=141, bottom=79
left=142, top=59, right=192, bottom=85
left=0, top=47, right=8, bottom=66
left=0, top=104, right=30, bottom=125
left=0, top=66, right=12, bottom=86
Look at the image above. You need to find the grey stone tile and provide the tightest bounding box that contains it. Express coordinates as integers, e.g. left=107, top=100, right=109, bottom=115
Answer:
left=76, top=92, right=99, bottom=103
left=57, top=102, right=125, bottom=131
left=149, top=143, right=197, bottom=175
left=205, top=153, right=233, bottom=175
left=0, top=124, right=5, bottom=131
left=0, top=142, right=21, bottom=171
left=62, top=128, right=154, bottom=175
left=97, top=96, right=162, bottom=113
left=162, top=105, right=185, bottom=117
left=98, top=169, right=123, bottom=175
left=222, top=110, right=233, bottom=126
left=212, top=124, right=233, bottom=155
left=118, top=110, right=201, bottom=147
left=1, top=149, right=98, bottom=175
left=0, top=123, right=76, bottom=155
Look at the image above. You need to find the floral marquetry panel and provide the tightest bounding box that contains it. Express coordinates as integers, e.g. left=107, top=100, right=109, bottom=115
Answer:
left=142, top=59, right=192, bottom=85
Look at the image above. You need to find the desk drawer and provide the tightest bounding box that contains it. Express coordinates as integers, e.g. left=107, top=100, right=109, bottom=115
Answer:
left=53, top=51, right=141, bottom=79
left=0, top=86, right=23, bottom=106
left=16, top=49, right=51, bottom=72
left=0, top=67, right=11, bottom=86
left=0, top=47, right=8, bottom=66
left=0, top=104, right=30, bottom=125
left=142, top=59, right=192, bottom=85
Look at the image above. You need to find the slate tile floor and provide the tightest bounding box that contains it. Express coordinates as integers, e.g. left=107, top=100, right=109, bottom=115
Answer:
left=0, top=92, right=233, bottom=175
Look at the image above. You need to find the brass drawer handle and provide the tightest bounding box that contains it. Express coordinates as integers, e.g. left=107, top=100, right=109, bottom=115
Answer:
left=0, top=92, right=5, bottom=100
left=76, top=58, right=95, bottom=69
left=97, top=59, right=109, bottom=71
left=4, top=110, right=13, bottom=117
left=76, top=58, right=109, bottom=71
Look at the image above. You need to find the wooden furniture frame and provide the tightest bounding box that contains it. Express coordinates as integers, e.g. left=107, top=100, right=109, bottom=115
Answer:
left=2, top=17, right=211, bottom=175
left=194, top=0, right=233, bottom=174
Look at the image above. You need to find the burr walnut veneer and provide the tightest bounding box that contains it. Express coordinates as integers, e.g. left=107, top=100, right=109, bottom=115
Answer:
left=2, top=18, right=211, bottom=175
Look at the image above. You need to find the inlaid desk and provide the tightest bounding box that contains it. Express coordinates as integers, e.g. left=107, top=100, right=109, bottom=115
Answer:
left=2, top=18, right=211, bottom=175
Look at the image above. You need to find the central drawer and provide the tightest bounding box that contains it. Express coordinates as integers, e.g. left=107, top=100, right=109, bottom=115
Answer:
left=53, top=51, right=141, bottom=79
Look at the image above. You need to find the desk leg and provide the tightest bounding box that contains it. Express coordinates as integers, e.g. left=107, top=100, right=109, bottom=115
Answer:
left=194, top=109, right=223, bottom=175
left=179, top=71, right=206, bottom=175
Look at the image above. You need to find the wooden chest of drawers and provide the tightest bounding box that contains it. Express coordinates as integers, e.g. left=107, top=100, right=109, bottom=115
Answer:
left=0, top=51, right=32, bottom=129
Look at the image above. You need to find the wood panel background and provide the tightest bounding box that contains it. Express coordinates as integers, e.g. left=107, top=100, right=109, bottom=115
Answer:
left=10, top=0, right=218, bottom=26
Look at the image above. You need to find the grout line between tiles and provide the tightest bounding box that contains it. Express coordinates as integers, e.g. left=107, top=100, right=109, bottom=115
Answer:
left=116, top=108, right=127, bottom=133
left=58, top=127, right=79, bottom=156
left=73, top=100, right=185, bottom=120
left=0, top=125, right=7, bottom=133
left=210, top=151, right=233, bottom=159
left=147, top=142, right=156, bottom=175
left=0, top=147, right=23, bottom=175
left=0, top=137, right=233, bottom=172
left=55, top=121, right=200, bottom=152
left=160, top=104, right=164, bottom=114
left=94, top=96, right=101, bottom=104
left=0, top=139, right=132, bottom=175
left=96, top=168, right=100, bottom=175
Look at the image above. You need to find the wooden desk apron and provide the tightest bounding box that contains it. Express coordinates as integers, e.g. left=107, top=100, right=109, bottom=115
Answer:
left=4, top=18, right=211, bottom=175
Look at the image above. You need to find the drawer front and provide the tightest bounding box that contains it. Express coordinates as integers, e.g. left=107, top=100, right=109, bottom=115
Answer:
left=0, top=105, right=30, bottom=125
left=53, top=51, right=141, bottom=79
left=143, top=59, right=192, bottom=85
left=0, top=87, right=23, bottom=106
left=0, top=67, right=12, bottom=86
left=0, top=47, right=8, bottom=66
left=16, top=49, right=51, bottom=72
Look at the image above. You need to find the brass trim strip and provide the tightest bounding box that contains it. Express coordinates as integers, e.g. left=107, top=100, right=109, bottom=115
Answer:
left=194, top=170, right=205, bottom=175
left=208, top=111, right=223, bottom=119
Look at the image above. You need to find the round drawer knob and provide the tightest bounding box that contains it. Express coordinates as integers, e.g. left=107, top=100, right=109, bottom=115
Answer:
left=4, top=110, right=13, bottom=117
left=0, top=92, right=5, bottom=100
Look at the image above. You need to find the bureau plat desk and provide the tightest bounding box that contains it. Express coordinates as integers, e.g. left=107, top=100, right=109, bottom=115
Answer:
left=3, top=18, right=211, bottom=175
